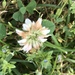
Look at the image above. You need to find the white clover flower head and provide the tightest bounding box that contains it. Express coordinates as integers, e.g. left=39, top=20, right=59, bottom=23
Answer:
left=16, top=18, right=50, bottom=53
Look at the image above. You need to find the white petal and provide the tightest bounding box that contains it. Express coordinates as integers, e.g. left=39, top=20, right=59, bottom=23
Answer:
left=22, top=24, right=30, bottom=31
left=18, top=39, right=26, bottom=43
left=43, top=27, right=46, bottom=28
left=22, top=43, right=32, bottom=53
left=37, top=18, right=42, bottom=24
left=18, top=43, right=24, bottom=46
left=25, top=18, right=31, bottom=26
left=44, top=34, right=51, bottom=37
left=39, top=38, right=47, bottom=42
left=41, top=29, right=50, bottom=35
left=16, top=29, right=22, bottom=34
left=38, top=36, right=44, bottom=39
left=32, top=21, right=35, bottom=25
left=18, top=39, right=26, bottom=46
left=16, top=29, right=25, bottom=37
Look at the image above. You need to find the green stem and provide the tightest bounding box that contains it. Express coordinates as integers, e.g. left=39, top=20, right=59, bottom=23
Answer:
left=51, top=55, right=58, bottom=75
left=45, top=42, right=67, bottom=54
left=0, top=40, right=6, bottom=45
left=66, top=0, right=71, bottom=25
left=51, top=34, right=60, bottom=46
left=64, top=0, right=71, bottom=46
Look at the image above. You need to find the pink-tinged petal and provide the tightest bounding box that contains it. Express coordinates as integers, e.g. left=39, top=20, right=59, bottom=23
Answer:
left=22, top=43, right=32, bottom=53
left=31, top=21, right=36, bottom=30
left=25, top=18, right=31, bottom=26
left=35, top=18, right=42, bottom=29
left=18, top=39, right=26, bottom=46
left=39, top=38, right=47, bottom=42
left=22, top=24, right=30, bottom=31
left=41, top=29, right=50, bottom=35
left=16, top=29, right=25, bottom=36
left=16, top=29, right=29, bottom=38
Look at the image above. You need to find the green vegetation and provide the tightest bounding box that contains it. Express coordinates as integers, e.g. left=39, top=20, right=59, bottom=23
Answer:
left=0, top=0, right=75, bottom=75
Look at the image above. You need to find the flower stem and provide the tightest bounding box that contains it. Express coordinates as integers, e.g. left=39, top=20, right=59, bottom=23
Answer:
left=51, top=34, right=60, bottom=46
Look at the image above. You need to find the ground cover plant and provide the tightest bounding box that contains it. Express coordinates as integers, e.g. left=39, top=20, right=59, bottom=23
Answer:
left=0, top=0, right=75, bottom=75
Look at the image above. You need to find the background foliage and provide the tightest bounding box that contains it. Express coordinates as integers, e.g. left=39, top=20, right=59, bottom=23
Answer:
left=0, top=0, right=75, bottom=75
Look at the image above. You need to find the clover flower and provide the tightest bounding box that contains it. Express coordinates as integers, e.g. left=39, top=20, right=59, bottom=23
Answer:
left=16, top=18, right=50, bottom=53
